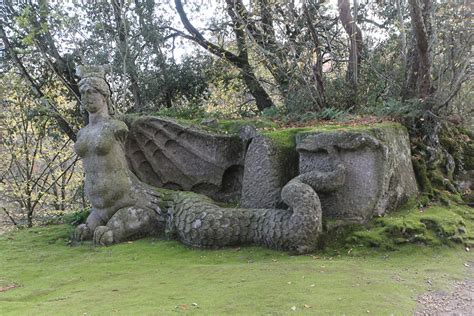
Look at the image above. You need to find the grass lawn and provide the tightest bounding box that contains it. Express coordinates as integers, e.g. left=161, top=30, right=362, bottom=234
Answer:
left=0, top=222, right=472, bottom=315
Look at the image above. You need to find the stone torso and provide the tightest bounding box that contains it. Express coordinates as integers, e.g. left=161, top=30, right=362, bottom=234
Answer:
left=75, top=119, right=132, bottom=209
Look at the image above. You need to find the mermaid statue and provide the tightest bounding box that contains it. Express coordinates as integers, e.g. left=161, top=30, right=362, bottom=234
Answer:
left=73, top=65, right=164, bottom=245
left=73, top=65, right=345, bottom=254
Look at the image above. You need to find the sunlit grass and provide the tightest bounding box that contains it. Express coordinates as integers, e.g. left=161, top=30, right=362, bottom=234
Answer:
left=0, top=224, right=472, bottom=315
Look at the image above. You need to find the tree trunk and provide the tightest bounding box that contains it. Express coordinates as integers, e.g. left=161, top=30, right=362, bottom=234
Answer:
left=396, top=0, right=407, bottom=68
left=241, top=64, right=274, bottom=111
left=406, top=0, right=433, bottom=99
left=111, top=0, right=142, bottom=110
left=338, top=0, right=363, bottom=88
left=26, top=198, right=33, bottom=228
left=303, top=3, right=326, bottom=110
left=175, top=0, right=274, bottom=111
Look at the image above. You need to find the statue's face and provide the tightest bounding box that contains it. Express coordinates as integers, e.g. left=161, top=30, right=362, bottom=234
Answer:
left=81, top=86, right=107, bottom=113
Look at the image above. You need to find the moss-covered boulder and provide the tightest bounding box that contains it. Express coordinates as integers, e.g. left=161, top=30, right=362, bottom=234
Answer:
left=296, top=124, right=419, bottom=222
left=239, top=123, right=418, bottom=223
left=125, top=117, right=418, bottom=224
left=348, top=204, right=474, bottom=249
left=240, top=134, right=299, bottom=208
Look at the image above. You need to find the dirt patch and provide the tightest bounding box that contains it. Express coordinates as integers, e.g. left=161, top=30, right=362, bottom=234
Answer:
left=415, top=263, right=474, bottom=315
left=0, top=284, right=18, bottom=293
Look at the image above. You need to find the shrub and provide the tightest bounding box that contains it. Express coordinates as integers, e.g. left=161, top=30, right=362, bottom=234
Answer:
left=62, top=209, right=90, bottom=227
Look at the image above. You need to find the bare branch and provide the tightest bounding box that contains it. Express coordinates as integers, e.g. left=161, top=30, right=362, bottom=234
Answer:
left=0, top=25, right=77, bottom=142
left=174, top=0, right=241, bottom=65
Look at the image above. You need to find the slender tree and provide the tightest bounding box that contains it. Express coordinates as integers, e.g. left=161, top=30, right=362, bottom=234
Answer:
left=174, top=0, right=274, bottom=111
left=405, top=0, right=432, bottom=99
left=338, top=0, right=363, bottom=88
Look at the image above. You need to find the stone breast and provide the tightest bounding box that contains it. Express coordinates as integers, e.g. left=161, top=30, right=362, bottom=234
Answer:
left=75, top=123, right=115, bottom=157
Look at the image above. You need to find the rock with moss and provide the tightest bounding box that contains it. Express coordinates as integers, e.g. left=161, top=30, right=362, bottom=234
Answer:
left=239, top=123, right=418, bottom=223
left=240, top=135, right=299, bottom=208
left=125, top=116, right=246, bottom=203
left=296, top=124, right=418, bottom=222
left=347, top=204, right=473, bottom=249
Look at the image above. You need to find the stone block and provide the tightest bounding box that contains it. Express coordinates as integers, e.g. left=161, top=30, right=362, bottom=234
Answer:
left=240, top=135, right=299, bottom=208
left=296, top=124, right=418, bottom=222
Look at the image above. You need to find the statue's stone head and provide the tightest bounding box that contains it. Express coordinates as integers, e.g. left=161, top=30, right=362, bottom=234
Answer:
left=77, top=65, right=114, bottom=115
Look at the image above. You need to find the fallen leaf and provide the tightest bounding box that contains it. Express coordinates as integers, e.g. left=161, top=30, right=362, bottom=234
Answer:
left=290, top=306, right=297, bottom=311
left=0, top=284, right=17, bottom=292
left=310, top=284, right=315, bottom=287
left=176, top=304, right=189, bottom=311
left=287, top=281, right=292, bottom=285
left=304, top=304, right=311, bottom=309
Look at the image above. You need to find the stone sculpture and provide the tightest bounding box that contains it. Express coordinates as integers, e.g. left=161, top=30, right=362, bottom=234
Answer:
left=126, top=118, right=418, bottom=223
left=73, top=66, right=164, bottom=245
left=296, top=129, right=418, bottom=221
left=72, top=66, right=349, bottom=253
left=125, top=117, right=245, bottom=202
left=163, top=163, right=345, bottom=253
left=73, top=65, right=419, bottom=253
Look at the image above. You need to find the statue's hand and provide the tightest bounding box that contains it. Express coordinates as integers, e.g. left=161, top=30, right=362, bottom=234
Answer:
left=74, top=224, right=92, bottom=242
left=93, top=226, right=114, bottom=246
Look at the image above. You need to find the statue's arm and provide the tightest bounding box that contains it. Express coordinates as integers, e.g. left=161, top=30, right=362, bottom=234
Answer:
left=114, top=120, right=129, bottom=143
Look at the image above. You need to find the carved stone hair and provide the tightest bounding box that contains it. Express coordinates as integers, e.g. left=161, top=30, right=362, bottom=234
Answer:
left=77, top=65, right=115, bottom=115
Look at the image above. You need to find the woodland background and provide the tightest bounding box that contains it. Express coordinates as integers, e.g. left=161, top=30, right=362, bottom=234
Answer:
left=0, top=0, right=471, bottom=228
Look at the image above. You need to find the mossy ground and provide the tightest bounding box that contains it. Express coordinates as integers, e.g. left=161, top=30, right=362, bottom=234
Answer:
left=1, top=205, right=473, bottom=315
left=347, top=203, right=474, bottom=250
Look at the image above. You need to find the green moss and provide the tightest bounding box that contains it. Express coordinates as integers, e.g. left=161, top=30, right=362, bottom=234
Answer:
left=350, top=227, right=396, bottom=249
left=261, top=122, right=405, bottom=157
left=347, top=203, right=473, bottom=250
left=170, top=118, right=278, bottom=135
left=379, top=217, right=426, bottom=238
left=262, top=127, right=312, bottom=154
left=464, top=140, right=474, bottom=170
left=0, top=224, right=472, bottom=315
left=438, top=125, right=472, bottom=172
left=429, top=169, right=448, bottom=186
left=412, top=159, right=434, bottom=196
left=214, top=119, right=277, bottom=134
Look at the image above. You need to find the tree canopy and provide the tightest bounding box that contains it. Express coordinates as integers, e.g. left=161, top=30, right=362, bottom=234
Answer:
left=0, top=0, right=472, bottom=225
